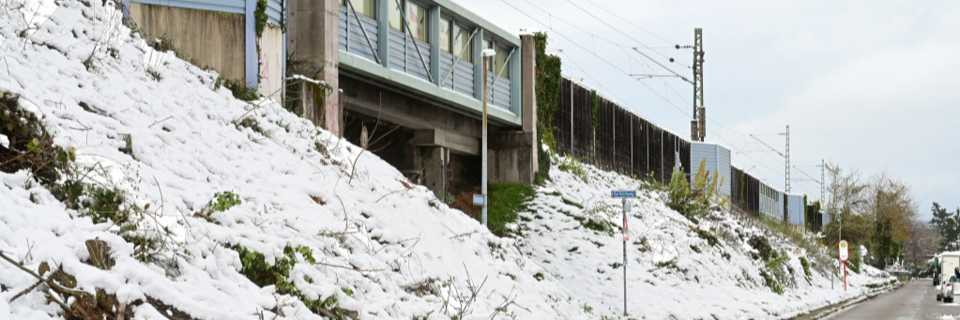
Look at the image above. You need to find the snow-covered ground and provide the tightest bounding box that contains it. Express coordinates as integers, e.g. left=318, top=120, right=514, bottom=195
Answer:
left=520, top=159, right=893, bottom=319
left=0, top=1, right=892, bottom=319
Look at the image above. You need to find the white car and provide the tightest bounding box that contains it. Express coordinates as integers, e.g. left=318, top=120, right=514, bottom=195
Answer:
left=940, top=275, right=958, bottom=302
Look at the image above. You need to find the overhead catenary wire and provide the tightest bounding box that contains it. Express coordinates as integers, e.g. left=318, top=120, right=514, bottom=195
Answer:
left=562, top=0, right=676, bottom=62
left=496, top=0, right=802, bottom=191
left=498, top=0, right=692, bottom=120
left=576, top=0, right=676, bottom=46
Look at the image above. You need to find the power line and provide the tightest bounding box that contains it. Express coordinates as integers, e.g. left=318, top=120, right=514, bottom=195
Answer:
left=496, top=0, right=810, bottom=190
left=563, top=0, right=676, bottom=63
left=498, top=0, right=691, bottom=120
left=577, top=0, right=675, bottom=46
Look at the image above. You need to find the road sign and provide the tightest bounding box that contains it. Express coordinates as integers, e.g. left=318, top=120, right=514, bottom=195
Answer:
left=473, top=194, right=485, bottom=206
left=361, top=126, right=369, bottom=149
left=611, top=190, right=636, bottom=198
left=839, top=240, right=849, bottom=262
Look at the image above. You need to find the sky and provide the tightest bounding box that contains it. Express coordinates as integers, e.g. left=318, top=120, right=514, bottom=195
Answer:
left=454, top=0, right=960, bottom=220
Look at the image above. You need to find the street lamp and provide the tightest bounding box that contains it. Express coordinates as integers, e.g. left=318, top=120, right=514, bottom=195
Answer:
left=481, top=48, right=495, bottom=227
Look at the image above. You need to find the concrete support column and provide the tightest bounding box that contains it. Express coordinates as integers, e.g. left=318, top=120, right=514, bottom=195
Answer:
left=488, top=34, right=538, bottom=184
left=421, top=146, right=450, bottom=200
left=288, top=0, right=340, bottom=130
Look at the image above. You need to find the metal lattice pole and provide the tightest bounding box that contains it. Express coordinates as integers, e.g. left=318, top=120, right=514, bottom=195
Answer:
left=692, top=28, right=704, bottom=142
left=785, top=125, right=790, bottom=193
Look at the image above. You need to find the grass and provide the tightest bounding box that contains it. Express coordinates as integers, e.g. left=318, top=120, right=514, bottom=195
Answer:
left=479, top=183, right=535, bottom=237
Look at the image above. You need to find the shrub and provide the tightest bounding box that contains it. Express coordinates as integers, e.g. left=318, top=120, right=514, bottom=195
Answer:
left=208, top=191, right=242, bottom=213
left=558, top=157, right=588, bottom=183
left=0, top=91, right=75, bottom=185
left=654, top=159, right=724, bottom=221
left=479, top=183, right=535, bottom=237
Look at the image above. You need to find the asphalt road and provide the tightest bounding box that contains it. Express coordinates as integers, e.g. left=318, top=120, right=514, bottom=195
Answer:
left=822, top=279, right=960, bottom=320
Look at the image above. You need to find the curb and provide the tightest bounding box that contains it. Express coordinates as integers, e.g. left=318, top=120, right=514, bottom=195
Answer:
left=802, top=283, right=904, bottom=320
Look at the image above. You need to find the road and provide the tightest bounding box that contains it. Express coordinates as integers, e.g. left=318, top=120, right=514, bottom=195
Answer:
left=821, top=279, right=960, bottom=320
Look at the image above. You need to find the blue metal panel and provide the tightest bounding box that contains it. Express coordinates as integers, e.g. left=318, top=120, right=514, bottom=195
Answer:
left=388, top=29, right=405, bottom=72
left=509, top=45, right=521, bottom=114
left=267, top=0, right=283, bottom=25
left=244, top=0, right=257, bottom=88
left=689, top=143, right=718, bottom=174
left=344, top=7, right=378, bottom=62
left=407, top=39, right=431, bottom=81
left=473, top=29, right=483, bottom=100
left=759, top=183, right=783, bottom=222
left=492, top=75, right=510, bottom=110
left=788, top=194, right=805, bottom=225
left=130, top=0, right=246, bottom=13
left=430, top=7, right=441, bottom=85
left=718, top=145, right=731, bottom=196
left=439, top=51, right=454, bottom=90
left=338, top=6, right=348, bottom=52
left=453, top=59, right=474, bottom=97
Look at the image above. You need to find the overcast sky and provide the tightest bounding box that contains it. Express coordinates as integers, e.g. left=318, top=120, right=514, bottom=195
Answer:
left=454, top=0, right=960, bottom=219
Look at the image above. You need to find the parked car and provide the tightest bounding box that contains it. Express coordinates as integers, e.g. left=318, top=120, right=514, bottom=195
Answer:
left=941, top=275, right=958, bottom=302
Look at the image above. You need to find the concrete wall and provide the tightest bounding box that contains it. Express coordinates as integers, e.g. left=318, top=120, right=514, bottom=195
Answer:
left=129, top=3, right=246, bottom=81
left=258, top=26, right=285, bottom=99
left=288, top=0, right=340, bottom=127
left=340, top=76, right=483, bottom=152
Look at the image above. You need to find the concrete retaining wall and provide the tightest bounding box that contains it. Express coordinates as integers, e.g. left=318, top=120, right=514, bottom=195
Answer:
left=129, top=3, right=246, bottom=81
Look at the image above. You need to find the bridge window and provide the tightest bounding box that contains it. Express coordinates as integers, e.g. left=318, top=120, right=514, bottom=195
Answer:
left=453, top=24, right=472, bottom=62
left=341, top=0, right=376, bottom=19
left=389, top=0, right=403, bottom=30
left=494, top=44, right=510, bottom=79
left=440, top=17, right=451, bottom=53
left=407, top=1, right=429, bottom=43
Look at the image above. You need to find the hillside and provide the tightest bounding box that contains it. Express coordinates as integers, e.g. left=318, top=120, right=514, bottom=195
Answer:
left=0, top=1, right=892, bottom=320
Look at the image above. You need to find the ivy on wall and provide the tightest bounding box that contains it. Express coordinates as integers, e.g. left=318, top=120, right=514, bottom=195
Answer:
left=534, top=32, right=561, bottom=184
left=254, top=0, right=269, bottom=37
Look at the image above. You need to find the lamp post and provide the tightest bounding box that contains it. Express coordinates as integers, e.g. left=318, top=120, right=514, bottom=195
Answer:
left=481, top=48, right=496, bottom=226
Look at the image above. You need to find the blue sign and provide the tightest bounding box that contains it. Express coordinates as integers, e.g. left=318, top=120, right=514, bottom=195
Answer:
left=611, top=190, right=636, bottom=198
left=473, top=194, right=485, bottom=206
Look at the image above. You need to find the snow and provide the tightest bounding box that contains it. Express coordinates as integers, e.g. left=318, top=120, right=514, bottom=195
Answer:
left=0, top=1, right=894, bottom=320
left=514, top=159, right=894, bottom=319
left=0, top=133, right=8, bottom=148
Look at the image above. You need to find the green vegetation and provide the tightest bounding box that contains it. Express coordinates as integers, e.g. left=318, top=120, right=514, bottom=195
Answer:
left=477, top=183, right=535, bottom=237
left=799, top=256, right=812, bottom=283
left=652, top=159, right=724, bottom=221
left=236, top=245, right=348, bottom=317
left=849, top=245, right=862, bottom=274
left=225, top=79, right=260, bottom=101
left=689, top=224, right=719, bottom=247
left=558, top=156, right=588, bottom=182
left=207, top=191, right=242, bottom=212
left=533, top=32, right=561, bottom=184
left=0, top=92, right=75, bottom=185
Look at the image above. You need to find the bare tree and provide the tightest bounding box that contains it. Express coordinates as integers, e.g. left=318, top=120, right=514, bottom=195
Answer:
left=905, top=218, right=940, bottom=272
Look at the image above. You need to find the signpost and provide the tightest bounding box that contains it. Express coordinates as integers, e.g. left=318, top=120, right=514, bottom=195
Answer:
left=472, top=194, right=485, bottom=206
left=611, top=190, right=635, bottom=316
left=839, top=240, right=849, bottom=291
left=360, top=126, right=369, bottom=149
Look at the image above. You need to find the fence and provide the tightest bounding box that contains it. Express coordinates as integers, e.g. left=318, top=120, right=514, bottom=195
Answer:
left=552, top=77, right=690, bottom=185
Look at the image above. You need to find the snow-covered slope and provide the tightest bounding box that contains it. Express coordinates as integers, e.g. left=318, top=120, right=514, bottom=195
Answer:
left=0, top=1, right=893, bottom=320
left=0, top=1, right=586, bottom=319
left=519, top=157, right=893, bottom=319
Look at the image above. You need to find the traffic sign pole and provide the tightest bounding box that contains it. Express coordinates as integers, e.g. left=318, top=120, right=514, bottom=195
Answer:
left=622, top=198, right=628, bottom=316
left=839, top=240, right=849, bottom=291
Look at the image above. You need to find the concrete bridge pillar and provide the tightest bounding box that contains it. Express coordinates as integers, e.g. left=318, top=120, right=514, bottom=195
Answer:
left=288, top=0, right=341, bottom=133
left=488, top=34, right=538, bottom=184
